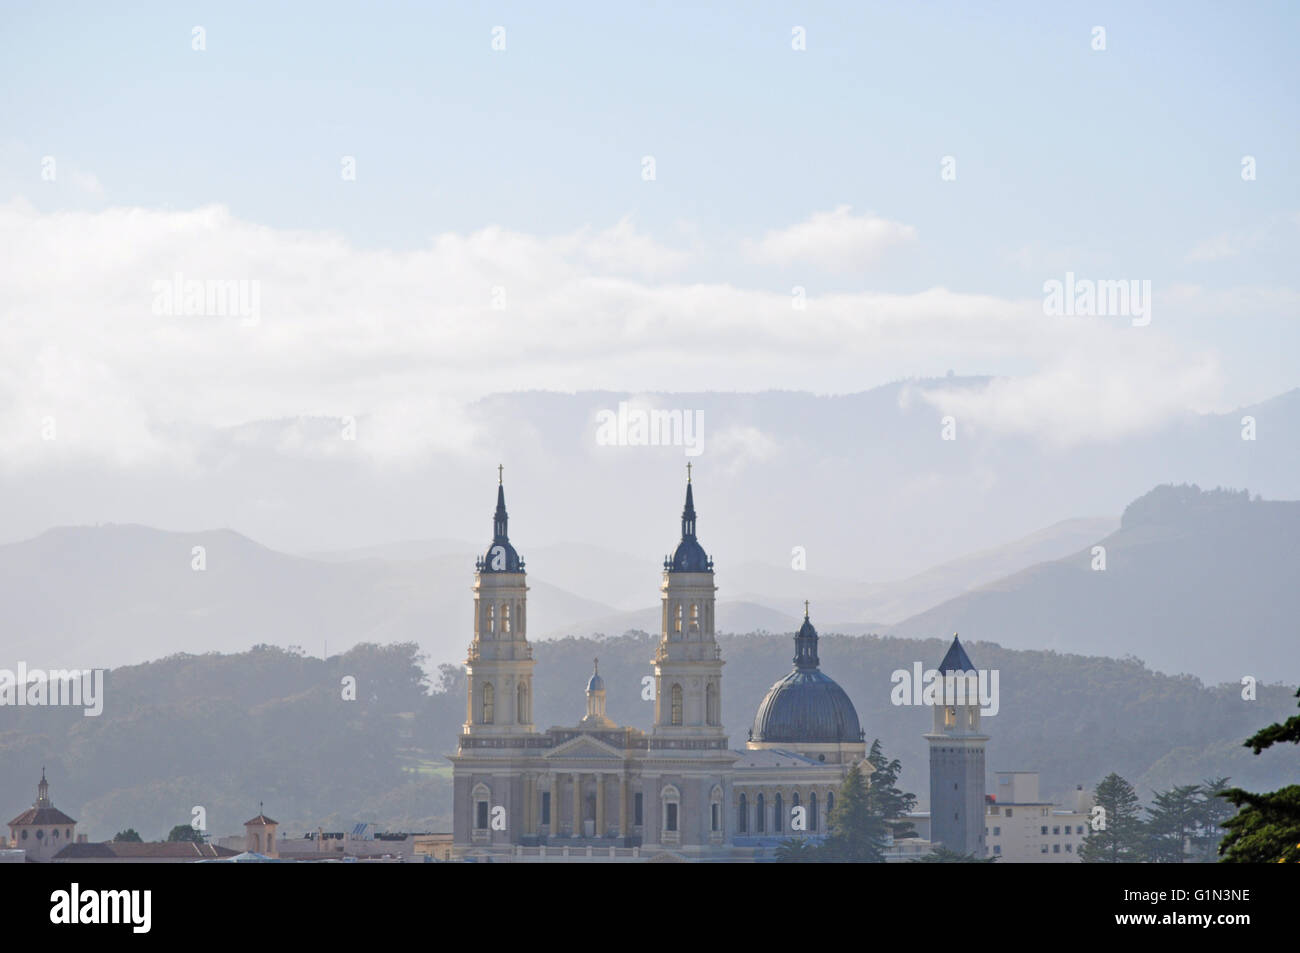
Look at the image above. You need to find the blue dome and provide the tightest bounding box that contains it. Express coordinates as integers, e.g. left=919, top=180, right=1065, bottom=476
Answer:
left=750, top=669, right=863, bottom=745
left=749, top=609, right=863, bottom=745
left=478, top=480, right=524, bottom=573
left=586, top=671, right=605, bottom=693
left=664, top=480, right=713, bottom=572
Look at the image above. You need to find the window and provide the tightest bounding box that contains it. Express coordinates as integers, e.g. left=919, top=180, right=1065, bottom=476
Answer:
left=52, top=828, right=59, bottom=839
left=502, top=603, right=511, bottom=634
left=634, top=793, right=643, bottom=826
left=993, top=826, right=1001, bottom=836
left=476, top=800, right=489, bottom=830
left=756, top=794, right=766, bottom=833
left=1053, top=844, right=1060, bottom=853
left=1041, top=826, right=1048, bottom=835
left=670, top=684, right=683, bottom=726
left=666, top=803, right=678, bottom=832
left=481, top=682, right=494, bottom=724
left=810, top=793, right=818, bottom=832
left=993, top=845, right=1001, bottom=854
left=487, top=604, right=495, bottom=634
left=35, top=829, right=43, bottom=840
left=1053, top=826, right=1060, bottom=836
left=690, top=603, right=699, bottom=628
left=738, top=794, right=748, bottom=833
left=706, top=682, right=719, bottom=726
left=1066, top=844, right=1072, bottom=853
left=20, top=830, right=27, bottom=840
left=1004, top=808, right=1012, bottom=817
left=674, top=604, right=682, bottom=633
left=65, top=828, right=71, bottom=838
left=774, top=794, right=784, bottom=833
left=711, top=803, right=719, bottom=832
left=1041, top=844, right=1049, bottom=853
left=1065, top=825, right=1072, bottom=834
left=517, top=682, right=528, bottom=723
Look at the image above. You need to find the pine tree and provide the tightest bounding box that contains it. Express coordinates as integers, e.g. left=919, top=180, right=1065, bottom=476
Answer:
left=1190, top=776, right=1234, bottom=863
left=1145, top=784, right=1203, bottom=862
left=1219, top=687, right=1300, bottom=863
left=864, top=738, right=918, bottom=840
left=1079, top=773, right=1145, bottom=863
left=823, top=760, right=886, bottom=862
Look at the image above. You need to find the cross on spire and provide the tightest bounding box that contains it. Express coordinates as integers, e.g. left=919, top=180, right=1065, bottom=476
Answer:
left=498, top=463, right=503, bottom=485
left=804, top=600, right=810, bottom=619
left=686, top=461, right=692, bottom=483
left=593, top=657, right=599, bottom=674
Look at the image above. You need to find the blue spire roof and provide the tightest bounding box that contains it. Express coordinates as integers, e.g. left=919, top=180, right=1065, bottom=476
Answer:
left=665, top=473, right=711, bottom=572
left=477, top=469, right=523, bottom=573
left=937, top=634, right=975, bottom=673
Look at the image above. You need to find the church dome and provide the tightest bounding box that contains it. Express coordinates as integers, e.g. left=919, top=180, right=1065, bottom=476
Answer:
left=749, top=608, right=863, bottom=745
left=477, top=475, right=524, bottom=573
left=664, top=478, right=712, bottom=572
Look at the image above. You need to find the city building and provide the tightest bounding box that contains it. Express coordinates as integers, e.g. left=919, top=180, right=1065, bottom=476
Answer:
left=450, top=469, right=867, bottom=861
left=6, top=769, right=77, bottom=862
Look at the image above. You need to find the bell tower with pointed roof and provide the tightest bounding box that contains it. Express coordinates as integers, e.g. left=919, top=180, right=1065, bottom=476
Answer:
left=462, top=466, right=535, bottom=736
left=924, top=633, right=988, bottom=857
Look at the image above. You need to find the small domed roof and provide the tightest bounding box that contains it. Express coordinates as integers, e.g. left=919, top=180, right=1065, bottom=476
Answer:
left=749, top=607, right=863, bottom=745
left=586, top=658, right=605, bottom=693
left=478, top=476, right=524, bottom=573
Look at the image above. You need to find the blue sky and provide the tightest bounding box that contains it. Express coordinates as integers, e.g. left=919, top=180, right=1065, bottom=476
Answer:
left=0, top=1, right=1297, bottom=483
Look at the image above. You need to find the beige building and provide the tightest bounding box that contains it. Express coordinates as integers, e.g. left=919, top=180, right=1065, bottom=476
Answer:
left=984, top=772, right=1091, bottom=862
left=7, top=769, right=77, bottom=862
left=450, top=470, right=867, bottom=862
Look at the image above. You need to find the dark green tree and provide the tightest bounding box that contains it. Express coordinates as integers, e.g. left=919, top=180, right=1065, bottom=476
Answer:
left=864, top=738, right=918, bottom=840
left=773, top=838, right=818, bottom=863
left=113, top=828, right=143, bottom=842
left=822, top=760, right=886, bottom=862
left=910, top=846, right=996, bottom=863
left=1079, top=773, right=1145, bottom=863
left=1220, top=687, right=1300, bottom=863
left=1189, top=776, right=1234, bottom=863
left=1145, top=783, right=1203, bottom=863
left=166, top=823, right=205, bottom=843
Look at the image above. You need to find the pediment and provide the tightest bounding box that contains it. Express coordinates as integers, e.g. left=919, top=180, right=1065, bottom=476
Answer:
left=544, top=734, right=626, bottom=761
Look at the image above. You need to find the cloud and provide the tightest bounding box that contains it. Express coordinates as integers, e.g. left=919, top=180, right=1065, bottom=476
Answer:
left=747, top=205, right=916, bottom=271
left=0, top=201, right=1232, bottom=471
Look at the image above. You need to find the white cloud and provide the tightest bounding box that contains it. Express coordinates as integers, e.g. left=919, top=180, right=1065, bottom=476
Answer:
left=0, top=201, right=1233, bottom=470
left=747, top=205, right=916, bottom=271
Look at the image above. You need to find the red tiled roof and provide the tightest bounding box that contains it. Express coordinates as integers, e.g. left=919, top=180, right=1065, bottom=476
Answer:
left=8, top=807, right=77, bottom=827
left=243, top=813, right=278, bottom=826
left=53, top=841, right=239, bottom=860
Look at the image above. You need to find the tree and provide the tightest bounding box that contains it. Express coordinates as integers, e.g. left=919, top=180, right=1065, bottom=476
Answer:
left=774, top=838, right=818, bottom=863
left=1219, top=687, right=1300, bottom=863
left=166, top=824, right=204, bottom=843
left=1080, top=773, right=1145, bottom=863
left=113, top=828, right=143, bottom=842
left=1189, top=777, right=1234, bottom=863
left=910, top=846, right=996, bottom=863
left=822, top=759, right=891, bottom=862
left=1145, top=784, right=1203, bottom=863
left=864, top=738, right=917, bottom=841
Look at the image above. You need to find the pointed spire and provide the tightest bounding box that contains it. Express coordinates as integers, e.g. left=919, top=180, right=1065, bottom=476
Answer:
left=493, top=470, right=509, bottom=543
left=681, top=476, right=697, bottom=540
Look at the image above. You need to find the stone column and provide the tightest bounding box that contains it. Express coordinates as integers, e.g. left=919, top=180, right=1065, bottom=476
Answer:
left=571, top=773, right=581, bottom=838
left=595, top=773, right=606, bottom=838
left=619, top=775, right=629, bottom=838
left=550, top=774, right=559, bottom=835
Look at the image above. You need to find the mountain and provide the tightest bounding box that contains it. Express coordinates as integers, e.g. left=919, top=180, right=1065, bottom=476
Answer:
left=887, top=485, right=1300, bottom=684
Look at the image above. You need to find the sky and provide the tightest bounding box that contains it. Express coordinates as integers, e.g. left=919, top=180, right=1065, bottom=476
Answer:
left=0, top=1, right=1297, bottom=548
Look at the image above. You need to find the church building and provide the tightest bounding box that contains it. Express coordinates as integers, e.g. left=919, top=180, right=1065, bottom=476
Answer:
left=450, top=469, right=867, bottom=861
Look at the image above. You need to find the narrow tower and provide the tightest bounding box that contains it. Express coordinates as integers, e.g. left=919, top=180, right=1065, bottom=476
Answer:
left=652, top=464, right=725, bottom=739
left=463, top=466, right=535, bottom=735
left=924, top=634, right=988, bottom=856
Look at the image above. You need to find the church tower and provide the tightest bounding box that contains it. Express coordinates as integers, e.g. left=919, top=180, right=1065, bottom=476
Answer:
left=463, top=467, right=535, bottom=735
left=652, top=465, right=724, bottom=739
left=925, top=634, right=988, bottom=857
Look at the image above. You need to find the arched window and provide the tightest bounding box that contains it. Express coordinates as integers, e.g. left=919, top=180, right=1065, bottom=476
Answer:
left=705, top=682, right=719, bottom=725
left=661, top=785, right=681, bottom=835
left=774, top=794, right=784, bottom=833
left=674, top=603, right=683, bottom=634
left=502, top=603, right=511, bottom=634
left=487, top=604, right=495, bottom=635
left=756, top=794, right=765, bottom=833
left=670, top=684, right=683, bottom=726
left=689, top=603, right=700, bottom=631
left=482, top=682, right=495, bottom=724
left=792, top=792, right=800, bottom=832
left=52, top=828, right=59, bottom=839
left=810, top=792, right=819, bottom=831
left=710, top=785, right=723, bottom=834
left=517, top=682, right=528, bottom=724
left=738, top=794, right=748, bottom=833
